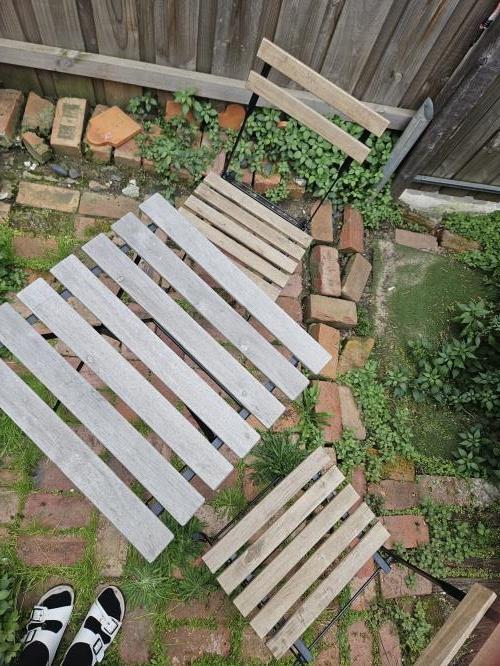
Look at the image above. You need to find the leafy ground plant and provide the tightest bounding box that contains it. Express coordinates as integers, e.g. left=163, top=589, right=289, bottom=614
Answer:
left=0, top=570, right=21, bottom=664
left=0, top=227, right=25, bottom=302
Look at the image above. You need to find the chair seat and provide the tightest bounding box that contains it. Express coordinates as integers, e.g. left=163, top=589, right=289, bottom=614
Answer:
left=203, top=447, right=390, bottom=659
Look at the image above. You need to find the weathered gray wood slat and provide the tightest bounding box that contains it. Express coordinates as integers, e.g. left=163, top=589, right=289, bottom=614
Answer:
left=51, top=252, right=260, bottom=460
left=203, top=447, right=334, bottom=573
left=140, top=195, right=331, bottom=375
left=112, top=215, right=307, bottom=399
left=234, top=265, right=281, bottom=301
left=16, top=280, right=235, bottom=489
left=0, top=357, right=172, bottom=563
left=234, top=484, right=360, bottom=616
left=195, top=182, right=305, bottom=260
left=82, top=234, right=283, bottom=430
left=184, top=194, right=298, bottom=273
left=218, top=466, right=345, bottom=594
left=265, top=521, right=389, bottom=657
left=0, top=301, right=204, bottom=524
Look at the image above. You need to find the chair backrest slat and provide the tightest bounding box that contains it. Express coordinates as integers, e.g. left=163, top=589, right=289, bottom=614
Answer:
left=257, top=38, right=389, bottom=137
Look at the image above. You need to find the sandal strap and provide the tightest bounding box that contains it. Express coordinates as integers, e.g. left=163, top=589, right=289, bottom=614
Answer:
left=30, top=605, right=46, bottom=623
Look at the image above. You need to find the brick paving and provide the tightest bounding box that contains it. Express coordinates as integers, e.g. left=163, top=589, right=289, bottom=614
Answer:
left=16, top=180, right=80, bottom=212
left=305, top=294, right=358, bottom=328
left=17, top=534, right=87, bottom=566
left=79, top=191, right=140, bottom=218
left=395, top=228, right=438, bottom=251
left=310, top=200, right=334, bottom=242
left=22, top=492, right=92, bottom=529
left=348, top=621, right=373, bottom=664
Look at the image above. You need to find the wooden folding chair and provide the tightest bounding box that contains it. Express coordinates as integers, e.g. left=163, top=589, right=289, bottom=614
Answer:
left=182, top=38, right=390, bottom=300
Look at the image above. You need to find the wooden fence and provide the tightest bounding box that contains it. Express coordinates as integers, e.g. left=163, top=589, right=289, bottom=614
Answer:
left=1, top=0, right=499, bottom=187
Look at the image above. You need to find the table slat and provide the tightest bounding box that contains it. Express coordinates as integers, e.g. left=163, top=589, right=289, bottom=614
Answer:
left=83, top=234, right=283, bottom=431
left=0, top=358, right=172, bottom=562
left=51, top=253, right=258, bottom=464
left=113, top=215, right=307, bottom=399
left=140, top=195, right=331, bottom=375
left=17, top=280, right=234, bottom=491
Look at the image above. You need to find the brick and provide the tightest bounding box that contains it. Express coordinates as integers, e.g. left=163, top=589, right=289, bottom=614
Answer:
left=341, top=252, right=372, bottom=302
left=281, top=262, right=303, bottom=298
left=85, top=105, right=112, bottom=163
left=339, top=206, right=364, bottom=253
left=367, top=480, right=418, bottom=510
left=96, top=517, right=128, bottom=577
left=0, top=202, right=11, bottom=223
left=337, top=337, right=374, bottom=374
left=241, top=627, right=273, bottom=663
left=13, top=235, right=57, bottom=259
left=378, top=622, right=402, bottom=666
left=254, top=171, right=280, bottom=193
left=402, top=208, right=436, bottom=232
left=395, top=228, right=438, bottom=251
left=352, top=465, right=367, bottom=500
left=17, top=534, right=86, bottom=566
left=350, top=574, right=377, bottom=611
left=0, top=469, right=21, bottom=485
left=114, top=136, right=141, bottom=167
left=164, top=627, right=231, bottom=663
left=118, top=608, right=154, bottom=664
left=0, top=488, right=19, bottom=523
left=310, top=200, right=333, bottom=242
left=21, top=91, right=54, bottom=135
left=218, top=103, right=246, bottom=130
left=380, top=564, right=432, bottom=599
left=33, top=459, right=73, bottom=491
left=348, top=621, right=373, bottom=665
left=382, top=515, right=429, bottom=548
left=314, top=380, right=342, bottom=442
left=381, top=456, right=415, bottom=482
left=22, top=131, right=52, bottom=164
left=287, top=179, right=306, bottom=200
left=416, top=475, right=500, bottom=507
left=305, top=295, right=357, bottom=329
left=166, top=591, right=232, bottom=621
left=276, top=295, right=303, bottom=322
left=86, top=105, right=141, bottom=147
left=50, top=97, right=87, bottom=156
left=22, top=492, right=92, bottom=529
left=310, top=245, right=341, bottom=296
left=309, top=323, right=340, bottom=379
left=75, top=215, right=98, bottom=240
left=16, top=181, right=80, bottom=213
left=316, top=627, right=341, bottom=665
left=440, top=229, right=480, bottom=252
left=79, top=191, right=139, bottom=218
left=0, top=89, right=23, bottom=147
left=165, top=100, right=195, bottom=123
left=338, top=385, right=366, bottom=439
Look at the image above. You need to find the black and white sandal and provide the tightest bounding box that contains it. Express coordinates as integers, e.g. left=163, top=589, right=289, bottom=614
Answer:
left=60, top=586, right=125, bottom=665
left=18, top=584, right=74, bottom=666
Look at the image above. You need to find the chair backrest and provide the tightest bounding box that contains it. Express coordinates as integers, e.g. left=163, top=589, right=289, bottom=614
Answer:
left=246, top=38, right=390, bottom=163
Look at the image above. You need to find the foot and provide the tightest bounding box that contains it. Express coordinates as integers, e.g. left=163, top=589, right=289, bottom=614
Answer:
left=18, top=584, right=74, bottom=666
left=60, top=586, right=125, bottom=665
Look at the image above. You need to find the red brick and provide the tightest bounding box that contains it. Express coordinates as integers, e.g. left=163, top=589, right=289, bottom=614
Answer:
left=378, top=621, right=402, bottom=666
left=165, top=100, right=195, bottom=123
left=218, top=103, right=246, bottom=130
left=310, top=200, right=333, bottom=242
left=0, top=202, right=11, bottom=223
left=395, top=228, right=438, bottom=251
left=74, top=215, right=98, bottom=240
left=0, top=89, right=23, bottom=147
left=13, top=235, right=57, bottom=259
left=241, top=168, right=253, bottom=185
left=79, top=191, right=139, bottom=218
left=114, top=136, right=141, bottom=167
left=276, top=295, right=303, bottom=322
left=86, top=106, right=141, bottom=147
left=309, top=323, right=340, bottom=379
left=71, top=425, right=105, bottom=455
left=367, top=480, right=418, bottom=510
left=164, top=627, right=231, bottom=662
left=338, top=385, right=366, bottom=439
left=85, top=105, right=112, bottom=163
left=382, top=515, right=429, bottom=548
left=16, top=181, right=80, bottom=212
left=241, top=626, right=273, bottom=663
left=348, top=621, right=373, bottom=665
left=281, top=262, right=303, bottom=298
left=351, top=573, right=377, bottom=611
left=0, top=469, right=21, bottom=485
left=440, top=229, right=480, bottom=252
left=339, top=206, right=364, bottom=253
left=118, top=608, right=154, bottom=664
left=337, top=337, right=374, bottom=374
left=166, top=591, right=231, bottom=621
left=21, top=91, right=54, bottom=135
left=310, top=245, right=341, bottom=296
left=96, top=517, right=128, bottom=577
left=0, top=488, right=19, bottom=523
left=23, top=493, right=92, bottom=529
left=316, top=627, right=341, bottom=665
left=50, top=97, right=87, bottom=156
left=254, top=171, right=280, bottom=193
left=33, top=459, right=73, bottom=491
left=305, top=295, right=357, bottom=329
left=22, top=131, right=51, bottom=164
left=352, top=465, right=367, bottom=500
left=314, top=380, right=342, bottom=442
left=17, top=534, right=86, bottom=566
left=380, top=564, right=432, bottom=599
left=341, top=252, right=372, bottom=302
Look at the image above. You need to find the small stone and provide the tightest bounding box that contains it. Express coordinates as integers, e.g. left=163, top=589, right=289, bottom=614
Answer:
left=440, top=229, right=480, bottom=253
left=22, top=92, right=55, bottom=136
left=395, top=228, right=438, bottom=251
left=22, top=493, right=92, bottom=529
left=110, top=173, right=122, bottom=182
left=118, top=608, right=154, bottom=664
left=68, top=167, right=80, bottom=179
left=79, top=191, right=139, bottom=218
left=16, top=181, right=80, bottom=212
left=309, top=323, right=340, bottom=379
left=50, top=97, right=87, bottom=157
left=17, top=534, right=86, bottom=566
left=88, top=180, right=107, bottom=192
left=367, top=480, right=418, bottom=510
left=0, top=89, right=24, bottom=147
left=338, top=385, right=366, bottom=439
left=314, top=380, right=342, bottom=442
left=0, top=488, right=19, bottom=523
left=310, top=200, right=334, bottom=242
left=378, top=621, right=402, bottom=665
left=339, top=206, right=364, bottom=253
left=218, top=103, right=246, bottom=130
left=96, top=517, right=128, bottom=577
left=337, top=337, right=375, bottom=374
left=382, top=515, right=429, bottom=548
left=305, top=295, right=357, bottom=329
left=121, top=182, right=140, bottom=198
left=22, top=131, right=52, bottom=164
left=310, top=245, right=341, bottom=296
left=347, top=621, right=373, bottom=665
left=341, top=253, right=372, bottom=302
left=380, top=564, right=432, bottom=599
left=51, top=164, right=68, bottom=177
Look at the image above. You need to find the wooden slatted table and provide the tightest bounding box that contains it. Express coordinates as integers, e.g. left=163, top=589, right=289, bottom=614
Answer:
left=0, top=195, right=330, bottom=563
left=203, top=447, right=390, bottom=660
